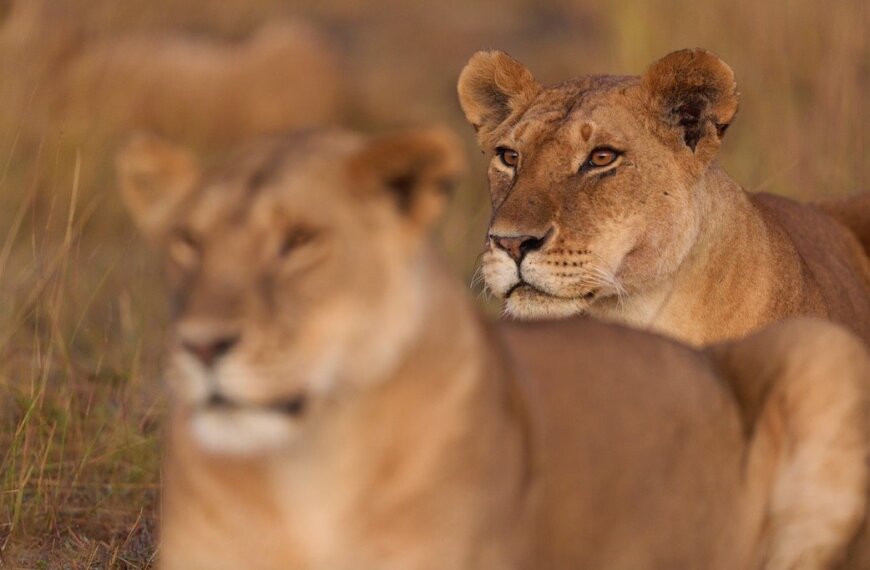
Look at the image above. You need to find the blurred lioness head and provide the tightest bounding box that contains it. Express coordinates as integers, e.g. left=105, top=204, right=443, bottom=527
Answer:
left=117, top=127, right=463, bottom=455
left=458, top=49, right=738, bottom=319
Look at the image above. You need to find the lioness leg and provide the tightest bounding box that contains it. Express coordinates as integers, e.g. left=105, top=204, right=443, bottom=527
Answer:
left=709, top=318, right=870, bottom=570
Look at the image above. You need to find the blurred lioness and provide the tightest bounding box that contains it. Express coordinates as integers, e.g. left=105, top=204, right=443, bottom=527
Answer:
left=118, top=127, right=870, bottom=569
left=457, top=48, right=870, bottom=346
left=0, top=0, right=341, bottom=142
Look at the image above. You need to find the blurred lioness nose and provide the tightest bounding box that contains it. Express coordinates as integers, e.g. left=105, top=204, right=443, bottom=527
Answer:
left=178, top=322, right=241, bottom=367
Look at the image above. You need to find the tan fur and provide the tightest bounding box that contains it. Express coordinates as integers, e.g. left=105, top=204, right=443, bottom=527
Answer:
left=119, top=128, right=870, bottom=569
left=457, top=49, right=870, bottom=346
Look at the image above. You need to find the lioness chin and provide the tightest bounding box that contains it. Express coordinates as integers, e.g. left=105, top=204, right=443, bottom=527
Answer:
left=458, top=48, right=870, bottom=346
left=118, top=127, right=870, bottom=569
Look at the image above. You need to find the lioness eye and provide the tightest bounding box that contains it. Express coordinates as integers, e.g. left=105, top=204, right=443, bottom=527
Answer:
left=496, top=147, right=519, bottom=168
left=586, top=148, right=620, bottom=168
left=280, top=227, right=317, bottom=256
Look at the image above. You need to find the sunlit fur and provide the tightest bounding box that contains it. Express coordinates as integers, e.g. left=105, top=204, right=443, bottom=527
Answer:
left=459, top=49, right=870, bottom=346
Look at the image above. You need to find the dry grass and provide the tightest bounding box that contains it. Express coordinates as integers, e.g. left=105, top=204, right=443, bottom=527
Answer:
left=0, top=135, right=163, bottom=567
left=0, top=0, right=866, bottom=567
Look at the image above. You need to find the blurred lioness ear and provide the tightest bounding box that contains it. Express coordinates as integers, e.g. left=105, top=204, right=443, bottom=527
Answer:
left=641, top=48, right=739, bottom=161
left=457, top=50, right=540, bottom=146
left=116, top=133, right=200, bottom=242
left=349, top=126, right=466, bottom=231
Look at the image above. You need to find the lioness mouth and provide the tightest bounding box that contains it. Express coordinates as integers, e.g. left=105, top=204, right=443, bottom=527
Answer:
left=505, top=281, right=544, bottom=298
left=506, top=281, right=598, bottom=302
left=203, top=392, right=307, bottom=417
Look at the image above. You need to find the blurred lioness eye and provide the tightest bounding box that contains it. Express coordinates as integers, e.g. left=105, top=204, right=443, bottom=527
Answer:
left=280, top=227, right=317, bottom=256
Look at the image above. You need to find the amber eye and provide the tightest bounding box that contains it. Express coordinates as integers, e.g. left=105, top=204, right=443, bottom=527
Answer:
left=586, top=148, right=620, bottom=169
left=280, top=227, right=317, bottom=257
left=496, top=147, right=519, bottom=168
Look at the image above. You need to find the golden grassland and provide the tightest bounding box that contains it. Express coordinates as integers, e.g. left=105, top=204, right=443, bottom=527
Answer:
left=0, top=0, right=866, bottom=566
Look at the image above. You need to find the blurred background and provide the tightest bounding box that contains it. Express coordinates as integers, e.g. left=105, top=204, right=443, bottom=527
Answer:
left=0, top=0, right=865, bottom=566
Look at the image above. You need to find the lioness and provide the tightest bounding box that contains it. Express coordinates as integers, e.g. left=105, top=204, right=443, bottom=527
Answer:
left=457, top=49, right=870, bottom=346
left=118, top=128, right=870, bottom=569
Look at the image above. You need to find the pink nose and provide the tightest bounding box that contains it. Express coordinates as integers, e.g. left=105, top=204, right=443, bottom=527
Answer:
left=490, top=233, right=548, bottom=263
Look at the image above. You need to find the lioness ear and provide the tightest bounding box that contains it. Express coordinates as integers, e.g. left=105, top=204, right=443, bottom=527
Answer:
left=116, top=133, right=200, bottom=242
left=641, top=49, right=738, bottom=159
left=457, top=50, right=541, bottom=145
left=349, top=126, right=466, bottom=231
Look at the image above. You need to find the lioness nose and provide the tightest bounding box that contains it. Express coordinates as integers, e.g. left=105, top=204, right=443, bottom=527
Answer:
left=182, top=334, right=240, bottom=367
left=490, top=232, right=549, bottom=263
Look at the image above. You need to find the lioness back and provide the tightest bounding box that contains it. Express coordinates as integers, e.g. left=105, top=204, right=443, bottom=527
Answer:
left=752, top=192, right=870, bottom=341
left=817, top=192, right=870, bottom=256
left=498, top=318, right=751, bottom=567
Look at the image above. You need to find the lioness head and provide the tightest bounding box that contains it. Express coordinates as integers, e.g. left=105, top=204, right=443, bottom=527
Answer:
left=118, top=128, right=463, bottom=454
left=458, top=49, right=738, bottom=319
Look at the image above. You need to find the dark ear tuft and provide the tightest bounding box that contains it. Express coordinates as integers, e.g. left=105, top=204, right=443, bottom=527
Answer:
left=386, top=174, right=418, bottom=213
left=457, top=51, right=541, bottom=146
left=349, top=126, right=466, bottom=230
left=642, top=49, right=739, bottom=159
left=675, top=96, right=707, bottom=151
